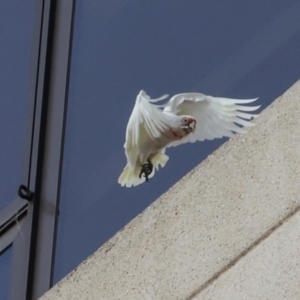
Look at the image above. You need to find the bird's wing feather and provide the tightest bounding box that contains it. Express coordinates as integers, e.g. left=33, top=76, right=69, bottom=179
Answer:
left=124, top=90, right=170, bottom=169
left=163, top=93, right=260, bottom=147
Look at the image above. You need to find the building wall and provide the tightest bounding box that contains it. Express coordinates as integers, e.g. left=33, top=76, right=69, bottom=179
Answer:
left=40, top=80, right=300, bottom=300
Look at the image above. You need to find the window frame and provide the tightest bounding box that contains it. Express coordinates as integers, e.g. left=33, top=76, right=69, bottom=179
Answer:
left=0, top=0, right=75, bottom=299
left=27, top=0, right=75, bottom=298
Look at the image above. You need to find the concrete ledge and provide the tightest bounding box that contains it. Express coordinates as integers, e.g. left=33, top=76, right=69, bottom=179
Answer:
left=195, top=210, right=300, bottom=299
left=41, top=80, right=300, bottom=300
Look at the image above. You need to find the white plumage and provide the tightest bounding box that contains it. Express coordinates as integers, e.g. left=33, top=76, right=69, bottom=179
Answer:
left=118, top=90, right=260, bottom=187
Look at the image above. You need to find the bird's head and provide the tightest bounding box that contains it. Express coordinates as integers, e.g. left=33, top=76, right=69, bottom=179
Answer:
left=179, top=116, right=196, bottom=135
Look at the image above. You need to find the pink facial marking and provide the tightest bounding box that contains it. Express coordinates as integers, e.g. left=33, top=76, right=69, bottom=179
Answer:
left=170, top=128, right=183, bottom=139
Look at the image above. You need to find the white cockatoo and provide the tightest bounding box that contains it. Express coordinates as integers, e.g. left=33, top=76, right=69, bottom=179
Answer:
left=118, top=90, right=260, bottom=187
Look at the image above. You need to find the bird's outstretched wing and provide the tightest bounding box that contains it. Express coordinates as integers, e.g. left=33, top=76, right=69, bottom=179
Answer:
left=126, top=90, right=169, bottom=144
left=124, top=90, right=169, bottom=169
left=163, top=93, right=260, bottom=147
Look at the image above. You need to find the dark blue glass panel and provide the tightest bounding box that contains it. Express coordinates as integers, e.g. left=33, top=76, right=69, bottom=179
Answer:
left=53, top=0, right=300, bottom=283
left=0, top=1, right=35, bottom=211
left=0, top=245, right=12, bottom=300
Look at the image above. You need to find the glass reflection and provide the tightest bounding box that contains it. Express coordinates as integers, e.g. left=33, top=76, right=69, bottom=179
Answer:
left=0, top=1, right=35, bottom=210
left=0, top=245, right=12, bottom=300
left=53, top=1, right=300, bottom=283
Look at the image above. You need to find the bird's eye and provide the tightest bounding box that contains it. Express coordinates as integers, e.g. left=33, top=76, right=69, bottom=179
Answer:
left=182, top=118, right=187, bottom=124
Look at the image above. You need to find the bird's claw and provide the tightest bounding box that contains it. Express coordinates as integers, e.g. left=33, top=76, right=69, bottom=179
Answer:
left=139, top=160, right=153, bottom=182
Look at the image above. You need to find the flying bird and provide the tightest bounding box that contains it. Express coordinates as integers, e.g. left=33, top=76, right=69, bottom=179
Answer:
left=118, top=90, right=260, bottom=187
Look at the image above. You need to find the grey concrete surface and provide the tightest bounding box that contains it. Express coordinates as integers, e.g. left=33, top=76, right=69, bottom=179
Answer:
left=40, top=80, right=300, bottom=300
left=195, top=210, right=300, bottom=300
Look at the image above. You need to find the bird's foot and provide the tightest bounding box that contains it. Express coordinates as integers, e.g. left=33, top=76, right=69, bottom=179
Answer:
left=139, top=159, right=153, bottom=182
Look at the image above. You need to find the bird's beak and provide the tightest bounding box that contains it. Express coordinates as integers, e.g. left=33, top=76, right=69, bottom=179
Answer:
left=189, top=120, right=196, bottom=133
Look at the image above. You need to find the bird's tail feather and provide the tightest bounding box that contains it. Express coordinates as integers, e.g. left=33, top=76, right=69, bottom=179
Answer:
left=118, top=164, right=143, bottom=188
left=118, top=152, right=169, bottom=188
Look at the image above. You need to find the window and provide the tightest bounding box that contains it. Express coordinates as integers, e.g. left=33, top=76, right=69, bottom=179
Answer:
left=0, top=245, right=12, bottom=300
left=0, top=0, right=35, bottom=210
left=0, top=0, right=35, bottom=299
